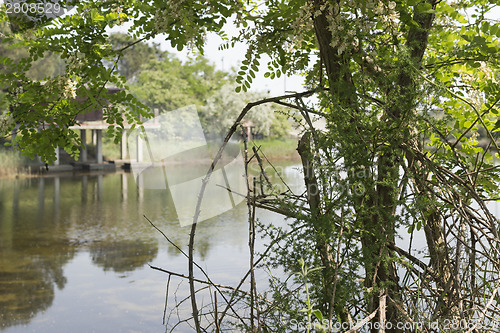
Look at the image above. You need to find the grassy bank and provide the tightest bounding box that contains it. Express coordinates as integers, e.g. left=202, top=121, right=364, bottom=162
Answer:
left=0, top=149, right=22, bottom=177
left=0, top=147, right=40, bottom=178
left=244, top=138, right=300, bottom=160
left=0, top=136, right=300, bottom=177
left=103, top=135, right=300, bottom=161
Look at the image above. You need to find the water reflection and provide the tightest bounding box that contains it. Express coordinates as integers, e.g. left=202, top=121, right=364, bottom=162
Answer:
left=90, top=239, right=158, bottom=273
left=0, top=162, right=301, bottom=332
left=0, top=240, right=73, bottom=327
left=0, top=173, right=162, bottom=329
left=0, top=175, right=77, bottom=327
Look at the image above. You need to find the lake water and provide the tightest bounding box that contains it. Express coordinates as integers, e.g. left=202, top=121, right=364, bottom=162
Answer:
left=0, top=162, right=304, bottom=333
left=2, top=163, right=498, bottom=332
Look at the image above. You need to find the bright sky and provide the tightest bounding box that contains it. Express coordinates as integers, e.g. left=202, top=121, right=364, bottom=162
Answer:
left=149, top=30, right=308, bottom=97
left=107, top=10, right=310, bottom=96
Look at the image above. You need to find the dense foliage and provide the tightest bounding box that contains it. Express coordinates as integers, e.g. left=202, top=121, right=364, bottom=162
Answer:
left=120, top=36, right=291, bottom=139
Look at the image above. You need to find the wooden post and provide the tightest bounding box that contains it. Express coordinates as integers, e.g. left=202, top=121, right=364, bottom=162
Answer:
left=80, top=129, right=87, bottom=162
left=54, top=146, right=60, bottom=165
left=121, top=130, right=127, bottom=160
left=96, top=129, right=103, bottom=164
left=136, top=133, right=143, bottom=162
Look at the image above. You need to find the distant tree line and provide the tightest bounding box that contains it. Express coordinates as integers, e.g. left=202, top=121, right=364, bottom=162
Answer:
left=108, top=33, right=292, bottom=139
left=0, top=28, right=292, bottom=143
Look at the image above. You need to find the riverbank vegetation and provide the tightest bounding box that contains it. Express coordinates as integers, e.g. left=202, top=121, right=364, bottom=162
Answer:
left=0, top=147, right=21, bottom=177
left=0, top=136, right=300, bottom=177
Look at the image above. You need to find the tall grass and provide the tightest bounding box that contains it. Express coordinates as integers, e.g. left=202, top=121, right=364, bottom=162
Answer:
left=246, top=137, right=300, bottom=160
left=0, top=148, right=22, bottom=177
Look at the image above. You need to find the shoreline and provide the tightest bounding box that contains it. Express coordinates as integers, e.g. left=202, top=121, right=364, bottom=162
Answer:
left=0, top=137, right=302, bottom=179
left=0, top=153, right=301, bottom=180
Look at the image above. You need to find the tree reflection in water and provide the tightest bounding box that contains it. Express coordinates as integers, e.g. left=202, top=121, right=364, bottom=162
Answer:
left=0, top=164, right=293, bottom=331
left=90, top=239, right=158, bottom=273
left=0, top=243, right=75, bottom=327
left=0, top=173, right=160, bottom=329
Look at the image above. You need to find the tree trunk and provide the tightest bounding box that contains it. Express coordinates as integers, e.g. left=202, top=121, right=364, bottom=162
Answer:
left=310, top=0, right=438, bottom=330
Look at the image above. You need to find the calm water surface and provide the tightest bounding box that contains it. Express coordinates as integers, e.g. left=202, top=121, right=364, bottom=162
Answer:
left=0, top=163, right=303, bottom=333
left=2, top=164, right=498, bottom=332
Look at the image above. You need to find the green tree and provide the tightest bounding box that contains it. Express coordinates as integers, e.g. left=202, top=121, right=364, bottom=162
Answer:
left=0, top=1, right=499, bottom=332
left=107, top=32, right=165, bottom=81
left=0, top=19, right=65, bottom=146
left=201, top=84, right=289, bottom=139
left=130, top=55, right=229, bottom=111
left=0, top=20, right=65, bottom=81
left=233, top=1, right=500, bottom=332
left=126, top=46, right=290, bottom=138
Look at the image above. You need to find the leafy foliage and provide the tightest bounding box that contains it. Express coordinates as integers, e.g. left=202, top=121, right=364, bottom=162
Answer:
left=130, top=54, right=230, bottom=111
left=126, top=42, right=291, bottom=139
left=200, top=84, right=290, bottom=139
left=107, top=32, right=165, bottom=81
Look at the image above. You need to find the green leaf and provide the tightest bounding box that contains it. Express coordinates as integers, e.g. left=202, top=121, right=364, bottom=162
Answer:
left=461, top=34, right=472, bottom=42
left=416, top=2, right=434, bottom=13
left=106, top=12, right=118, bottom=21
left=472, top=35, right=486, bottom=45
left=90, top=8, right=104, bottom=21
left=481, top=22, right=490, bottom=34
left=312, top=309, right=323, bottom=322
